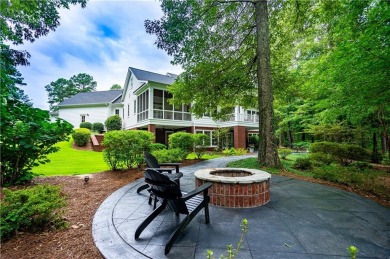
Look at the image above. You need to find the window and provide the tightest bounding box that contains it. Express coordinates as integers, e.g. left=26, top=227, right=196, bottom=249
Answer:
left=153, top=89, right=191, bottom=121
left=115, top=109, right=120, bottom=115
left=195, top=130, right=216, bottom=146
left=81, top=115, right=86, bottom=123
left=245, top=110, right=259, bottom=122
left=127, top=104, right=130, bottom=117
left=133, top=100, right=136, bottom=115
left=137, top=90, right=149, bottom=122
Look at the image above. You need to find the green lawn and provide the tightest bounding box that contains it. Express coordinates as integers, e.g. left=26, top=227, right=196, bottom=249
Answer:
left=32, top=139, right=109, bottom=177
left=187, top=152, right=223, bottom=160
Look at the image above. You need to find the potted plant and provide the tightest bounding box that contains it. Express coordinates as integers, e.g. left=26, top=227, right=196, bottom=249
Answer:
left=249, top=144, right=255, bottom=153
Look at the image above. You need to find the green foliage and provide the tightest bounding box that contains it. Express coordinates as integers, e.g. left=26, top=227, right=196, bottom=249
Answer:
left=279, top=148, right=292, bottom=159
left=350, top=161, right=373, bottom=171
left=308, top=152, right=334, bottom=166
left=0, top=184, right=67, bottom=241
left=1, top=107, right=73, bottom=185
left=79, top=122, right=92, bottom=130
left=382, top=154, right=390, bottom=165
left=213, top=127, right=232, bottom=151
left=370, top=151, right=382, bottom=164
left=45, top=73, right=97, bottom=111
left=110, top=84, right=122, bottom=90
left=292, top=158, right=312, bottom=170
left=72, top=128, right=91, bottom=147
left=222, top=148, right=248, bottom=156
left=310, top=142, right=370, bottom=165
left=148, top=143, right=167, bottom=152
left=226, top=158, right=260, bottom=169
left=168, top=132, right=194, bottom=157
left=104, top=115, right=122, bottom=131
left=194, top=133, right=209, bottom=159
left=248, top=135, right=259, bottom=147
left=207, top=219, right=248, bottom=259
left=92, top=122, right=104, bottom=133
left=102, top=130, right=154, bottom=170
left=348, top=246, right=358, bottom=259
left=151, top=148, right=186, bottom=163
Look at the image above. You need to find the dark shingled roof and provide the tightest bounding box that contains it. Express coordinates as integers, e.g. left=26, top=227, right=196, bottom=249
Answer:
left=59, top=90, right=123, bottom=106
left=130, top=67, right=178, bottom=85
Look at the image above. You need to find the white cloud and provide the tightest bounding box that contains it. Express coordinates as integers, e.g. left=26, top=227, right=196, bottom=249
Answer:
left=15, top=0, right=182, bottom=110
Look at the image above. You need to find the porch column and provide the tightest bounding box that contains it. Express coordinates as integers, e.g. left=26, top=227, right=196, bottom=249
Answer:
left=148, top=124, right=156, bottom=143
left=233, top=126, right=246, bottom=149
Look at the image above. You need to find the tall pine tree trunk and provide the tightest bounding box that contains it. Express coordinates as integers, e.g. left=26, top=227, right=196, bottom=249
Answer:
left=254, top=0, right=282, bottom=168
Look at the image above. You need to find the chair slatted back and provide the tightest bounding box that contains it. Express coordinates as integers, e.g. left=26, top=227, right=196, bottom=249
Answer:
left=144, top=169, right=189, bottom=215
left=144, top=151, right=160, bottom=168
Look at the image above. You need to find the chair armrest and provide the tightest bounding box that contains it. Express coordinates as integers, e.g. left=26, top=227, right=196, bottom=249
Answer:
left=164, top=172, right=183, bottom=180
left=159, top=163, right=181, bottom=172
left=147, top=167, right=175, bottom=174
left=182, top=182, right=212, bottom=201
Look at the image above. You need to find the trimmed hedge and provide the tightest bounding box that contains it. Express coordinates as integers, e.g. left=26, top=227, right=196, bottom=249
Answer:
left=102, top=130, right=154, bottom=170
left=148, top=143, right=167, bottom=152
left=169, top=132, right=194, bottom=158
left=151, top=148, right=186, bottom=163
left=72, top=128, right=91, bottom=146
left=105, top=115, right=122, bottom=131
left=79, top=122, right=92, bottom=130
left=92, top=122, right=104, bottom=133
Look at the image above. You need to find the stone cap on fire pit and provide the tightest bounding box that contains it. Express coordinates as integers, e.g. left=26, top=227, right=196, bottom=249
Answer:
left=194, top=168, right=271, bottom=184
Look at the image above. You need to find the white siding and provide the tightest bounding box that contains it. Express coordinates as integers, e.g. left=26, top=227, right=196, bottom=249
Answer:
left=59, top=106, right=110, bottom=129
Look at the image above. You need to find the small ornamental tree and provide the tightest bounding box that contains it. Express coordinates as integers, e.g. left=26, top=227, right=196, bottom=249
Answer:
left=168, top=132, right=194, bottom=159
left=105, top=115, right=122, bottom=131
left=193, top=133, right=209, bottom=159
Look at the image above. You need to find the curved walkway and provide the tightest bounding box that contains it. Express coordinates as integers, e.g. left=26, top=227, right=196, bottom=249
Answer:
left=93, top=155, right=390, bottom=259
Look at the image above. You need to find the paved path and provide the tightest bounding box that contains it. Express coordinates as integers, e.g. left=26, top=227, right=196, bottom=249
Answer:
left=93, top=155, right=390, bottom=258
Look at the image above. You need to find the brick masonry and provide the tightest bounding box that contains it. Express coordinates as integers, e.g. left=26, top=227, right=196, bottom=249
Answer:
left=195, top=178, right=270, bottom=208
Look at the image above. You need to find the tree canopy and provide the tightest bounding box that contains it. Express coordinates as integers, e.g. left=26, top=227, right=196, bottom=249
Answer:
left=45, top=73, right=97, bottom=111
left=110, top=84, right=122, bottom=90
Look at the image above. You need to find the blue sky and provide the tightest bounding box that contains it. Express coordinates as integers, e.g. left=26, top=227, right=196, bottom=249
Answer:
left=15, top=0, right=183, bottom=110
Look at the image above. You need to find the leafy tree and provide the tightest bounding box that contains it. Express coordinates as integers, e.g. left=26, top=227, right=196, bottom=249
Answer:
left=45, top=73, right=97, bottom=111
left=145, top=0, right=283, bottom=167
left=0, top=0, right=86, bottom=185
left=110, top=84, right=122, bottom=90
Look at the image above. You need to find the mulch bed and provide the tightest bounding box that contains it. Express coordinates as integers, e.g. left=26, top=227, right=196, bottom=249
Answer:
left=1, top=159, right=389, bottom=259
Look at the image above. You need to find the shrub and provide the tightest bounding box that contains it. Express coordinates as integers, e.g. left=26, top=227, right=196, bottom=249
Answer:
left=79, top=122, right=92, bottom=130
left=310, top=141, right=370, bottom=165
left=292, top=157, right=312, bottom=170
left=382, top=154, right=390, bottom=165
left=248, top=135, right=259, bottom=147
left=293, top=141, right=310, bottom=151
left=1, top=109, right=73, bottom=186
left=350, top=161, right=373, bottom=171
left=102, top=130, right=154, bottom=170
left=152, top=148, right=186, bottom=163
left=308, top=152, right=334, bottom=165
left=169, top=132, right=194, bottom=157
left=72, top=128, right=91, bottom=147
left=222, top=148, right=248, bottom=156
left=148, top=143, right=167, bottom=152
left=279, top=148, right=292, bottom=159
left=92, top=122, right=104, bottom=133
left=194, top=133, right=209, bottom=159
left=0, top=184, right=67, bottom=241
left=105, top=115, right=122, bottom=131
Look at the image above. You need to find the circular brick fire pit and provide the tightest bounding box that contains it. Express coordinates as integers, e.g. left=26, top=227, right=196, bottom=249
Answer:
left=194, top=168, right=271, bottom=208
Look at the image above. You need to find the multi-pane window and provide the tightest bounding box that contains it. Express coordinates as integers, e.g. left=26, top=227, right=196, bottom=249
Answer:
left=245, top=110, right=259, bottom=122
left=115, top=109, right=120, bottom=115
left=137, top=90, right=149, bottom=122
left=153, top=89, right=191, bottom=121
left=195, top=130, right=217, bottom=146
left=81, top=115, right=86, bottom=123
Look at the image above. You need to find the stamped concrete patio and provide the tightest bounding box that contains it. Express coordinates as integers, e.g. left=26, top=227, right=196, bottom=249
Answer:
left=93, top=155, right=390, bottom=259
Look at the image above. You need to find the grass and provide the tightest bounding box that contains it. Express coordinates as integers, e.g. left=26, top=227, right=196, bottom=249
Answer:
left=32, top=139, right=109, bottom=177
left=187, top=152, right=223, bottom=160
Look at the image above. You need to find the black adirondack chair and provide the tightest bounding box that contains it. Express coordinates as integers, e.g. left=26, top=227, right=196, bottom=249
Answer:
left=135, top=169, right=212, bottom=255
left=137, top=151, right=184, bottom=208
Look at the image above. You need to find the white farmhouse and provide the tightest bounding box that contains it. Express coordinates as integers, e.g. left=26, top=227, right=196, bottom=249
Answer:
left=57, top=67, right=259, bottom=149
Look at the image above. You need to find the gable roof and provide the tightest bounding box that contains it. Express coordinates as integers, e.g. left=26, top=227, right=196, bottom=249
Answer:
left=129, top=67, right=178, bottom=85
left=59, top=90, right=123, bottom=106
